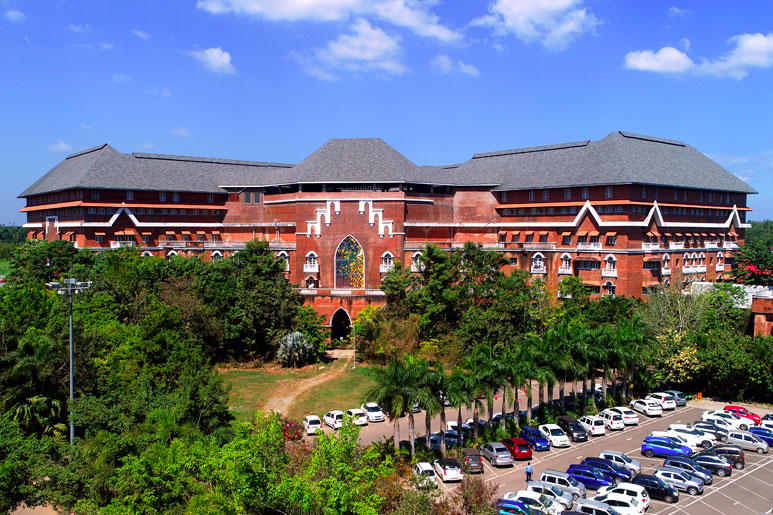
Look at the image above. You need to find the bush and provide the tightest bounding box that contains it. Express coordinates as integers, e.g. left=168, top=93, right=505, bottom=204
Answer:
left=276, top=332, right=318, bottom=367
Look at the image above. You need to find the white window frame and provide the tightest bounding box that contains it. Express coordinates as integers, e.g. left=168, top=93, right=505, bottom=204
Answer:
left=605, top=186, right=613, bottom=199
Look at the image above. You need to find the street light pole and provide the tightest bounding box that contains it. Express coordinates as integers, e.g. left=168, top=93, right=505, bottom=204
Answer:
left=352, top=322, right=356, bottom=369
left=46, top=278, right=91, bottom=445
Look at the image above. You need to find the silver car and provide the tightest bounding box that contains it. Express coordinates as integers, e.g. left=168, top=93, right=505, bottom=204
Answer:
left=480, top=442, right=514, bottom=466
left=726, top=430, right=769, bottom=454
left=598, top=450, right=641, bottom=474
left=655, top=466, right=705, bottom=495
left=526, top=481, right=574, bottom=510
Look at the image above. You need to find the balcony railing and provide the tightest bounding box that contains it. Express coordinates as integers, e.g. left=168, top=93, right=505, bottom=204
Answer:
left=303, top=263, right=319, bottom=273
left=558, top=266, right=572, bottom=275
left=269, top=242, right=297, bottom=250
left=411, top=263, right=424, bottom=272
left=705, top=241, right=719, bottom=249
left=380, top=263, right=394, bottom=273
left=203, top=241, right=246, bottom=249
left=523, top=242, right=556, bottom=250
left=577, top=242, right=602, bottom=251
left=642, top=242, right=660, bottom=251
left=110, top=241, right=136, bottom=248
left=602, top=268, right=618, bottom=278
left=723, top=241, right=739, bottom=249
left=695, top=264, right=707, bottom=273
left=716, top=264, right=725, bottom=272
left=662, top=267, right=672, bottom=276
left=669, top=242, right=685, bottom=250
left=163, top=241, right=188, bottom=248
left=530, top=265, right=546, bottom=274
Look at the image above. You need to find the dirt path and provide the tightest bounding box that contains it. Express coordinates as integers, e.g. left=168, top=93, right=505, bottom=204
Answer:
left=263, top=352, right=352, bottom=415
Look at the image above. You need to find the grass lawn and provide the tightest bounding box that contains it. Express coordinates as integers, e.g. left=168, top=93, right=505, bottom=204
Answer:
left=0, top=259, right=10, bottom=276
left=286, top=365, right=375, bottom=421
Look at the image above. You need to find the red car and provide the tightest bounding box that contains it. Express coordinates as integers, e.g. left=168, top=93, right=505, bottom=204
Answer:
left=500, top=437, right=533, bottom=460
left=724, top=405, right=761, bottom=425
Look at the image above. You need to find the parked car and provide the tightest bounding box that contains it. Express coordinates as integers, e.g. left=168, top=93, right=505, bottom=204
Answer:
left=302, top=415, right=322, bottom=435
left=696, top=444, right=745, bottom=470
left=691, top=421, right=729, bottom=442
left=501, top=437, right=533, bottom=460
left=566, top=464, right=614, bottom=490
left=702, top=410, right=749, bottom=430
left=595, top=482, right=650, bottom=511
left=663, top=457, right=713, bottom=485
left=748, top=426, right=773, bottom=446
left=598, top=450, right=641, bottom=475
left=606, top=407, right=640, bottom=426
left=692, top=453, right=733, bottom=477
left=578, top=415, right=606, bottom=437
left=654, top=466, right=704, bottom=495
left=726, top=430, right=769, bottom=454
left=434, top=458, right=463, bottom=482
left=539, top=424, right=571, bottom=448
left=663, top=389, right=688, bottom=407
left=504, top=490, right=563, bottom=515
left=521, top=426, right=551, bottom=451
left=574, top=498, right=621, bottom=515
left=762, top=413, right=773, bottom=422
left=630, top=399, right=663, bottom=417
left=344, top=408, right=368, bottom=426
left=526, top=481, right=574, bottom=510
left=323, top=410, right=344, bottom=429
left=631, top=473, right=679, bottom=503
left=481, top=442, right=515, bottom=467
left=581, top=457, right=633, bottom=484
left=641, top=436, right=691, bottom=458
left=413, top=462, right=438, bottom=489
left=494, top=499, right=537, bottom=515
left=645, top=392, right=677, bottom=411
left=599, top=409, right=625, bottom=431
left=539, top=468, right=588, bottom=500
left=760, top=419, right=773, bottom=431
left=360, top=402, right=385, bottom=422
left=666, top=424, right=716, bottom=448
left=557, top=416, right=589, bottom=442
left=649, top=431, right=698, bottom=453
left=462, top=447, right=484, bottom=473
left=723, top=405, right=761, bottom=425
left=592, top=492, right=645, bottom=515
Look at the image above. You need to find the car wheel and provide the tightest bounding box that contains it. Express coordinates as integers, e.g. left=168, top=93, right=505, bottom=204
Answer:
left=644, top=449, right=655, bottom=458
left=740, top=424, right=749, bottom=431
left=702, top=441, right=712, bottom=449
left=572, top=493, right=579, bottom=500
left=717, top=469, right=727, bottom=477
left=756, top=447, right=765, bottom=454
left=734, top=462, right=744, bottom=470
left=664, top=495, right=674, bottom=503
left=688, top=486, right=698, bottom=495
left=613, top=477, right=622, bottom=485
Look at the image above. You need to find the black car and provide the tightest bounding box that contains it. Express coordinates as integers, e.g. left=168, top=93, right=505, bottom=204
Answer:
left=692, top=421, right=729, bottom=442
left=762, top=413, right=773, bottom=422
left=692, top=454, right=733, bottom=477
left=632, top=473, right=679, bottom=504
left=580, top=457, right=633, bottom=484
left=462, top=448, right=484, bottom=474
left=558, top=416, right=589, bottom=442
left=697, top=445, right=745, bottom=470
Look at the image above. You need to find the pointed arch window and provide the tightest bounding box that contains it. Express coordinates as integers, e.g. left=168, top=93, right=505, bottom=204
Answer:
left=335, top=236, right=364, bottom=289
left=277, top=251, right=290, bottom=272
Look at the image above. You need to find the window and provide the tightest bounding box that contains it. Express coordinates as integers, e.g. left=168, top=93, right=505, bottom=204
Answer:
left=547, top=207, right=554, bottom=214
left=561, top=254, right=571, bottom=268
left=142, top=235, right=150, bottom=243
left=605, top=186, right=613, bottom=199
left=501, top=191, right=508, bottom=203
left=654, top=187, right=659, bottom=200
left=162, top=209, right=168, bottom=215
left=642, top=186, right=647, bottom=198
left=244, top=192, right=251, bottom=203
left=95, top=235, right=103, bottom=243
left=92, top=190, right=100, bottom=199
left=147, top=208, right=154, bottom=214
left=605, top=256, right=617, bottom=270
left=525, top=233, right=534, bottom=243
left=529, top=190, right=535, bottom=201
left=76, top=190, right=83, bottom=200
left=562, top=235, right=571, bottom=245
left=582, top=187, right=589, bottom=199
left=382, top=253, right=393, bottom=267
left=578, top=235, right=587, bottom=243
left=182, top=234, right=190, bottom=242
left=307, top=252, right=318, bottom=266
left=88, top=207, right=96, bottom=214
left=530, top=208, right=537, bottom=214
left=532, top=254, right=544, bottom=267
left=197, top=234, right=204, bottom=241
left=543, top=189, right=549, bottom=200
left=569, top=207, right=577, bottom=214
left=170, top=209, right=177, bottom=215
left=662, top=207, right=668, bottom=214
left=587, top=285, right=601, bottom=294
left=708, top=192, right=714, bottom=203
left=107, top=208, right=115, bottom=214
left=683, top=190, right=688, bottom=201
left=643, top=261, right=660, bottom=270
left=180, top=209, right=186, bottom=215
left=605, top=282, right=616, bottom=295
left=277, top=251, right=290, bottom=272
left=193, top=209, right=199, bottom=215
left=137, top=208, right=145, bottom=214
left=538, top=207, right=546, bottom=214
left=98, top=207, right=106, bottom=214
left=674, top=189, right=679, bottom=201
left=700, top=191, right=704, bottom=202
left=509, top=257, right=518, bottom=266
left=207, top=193, right=214, bottom=203
left=160, top=192, right=167, bottom=201
left=512, top=233, right=520, bottom=243
left=576, top=260, right=600, bottom=270
left=539, top=233, right=548, bottom=243
left=518, top=208, right=525, bottom=215
left=173, top=192, right=179, bottom=202
left=564, top=188, right=571, bottom=200
left=499, top=233, right=507, bottom=244
left=125, top=190, right=134, bottom=201
left=589, top=235, right=600, bottom=244
left=607, top=235, right=617, bottom=245
left=560, top=207, right=567, bottom=214
left=202, top=209, right=208, bottom=215
left=336, top=236, right=364, bottom=288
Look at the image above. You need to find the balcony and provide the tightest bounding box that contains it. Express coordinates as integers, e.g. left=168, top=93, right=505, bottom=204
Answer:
left=558, top=266, right=572, bottom=275
left=380, top=263, right=394, bottom=273
left=523, top=242, right=556, bottom=250
left=705, top=241, right=719, bottom=249
left=723, top=241, right=739, bottom=249
left=602, top=268, right=618, bottom=278
left=642, top=242, right=660, bottom=251
left=662, top=267, right=672, bottom=276
left=695, top=265, right=707, bottom=273
left=530, top=265, right=546, bottom=274
left=303, top=263, right=319, bottom=273
left=110, top=241, right=135, bottom=248
left=163, top=241, right=188, bottom=248
left=577, top=242, right=602, bottom=251
left=203, top=241, right=247, bottom=249
left=716, top=264, right=725, bottom=272
left=411, top=263, right=424, bottom=272
left=669, top=242, right=685, bottom=250
left=269, top=242, right=297, bottom=250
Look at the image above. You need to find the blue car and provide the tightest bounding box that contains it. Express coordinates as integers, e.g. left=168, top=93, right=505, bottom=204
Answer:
left=520, top=426, right=550, bottom=451
left=749, top=427, right=773, bottom=445
left=566, top=464, right=614, bottom=490
left=581, top=457, right=633, bottom=483
left=642, top=436, right=692, bottom=458
left=496, top=499, right=540, bottom=515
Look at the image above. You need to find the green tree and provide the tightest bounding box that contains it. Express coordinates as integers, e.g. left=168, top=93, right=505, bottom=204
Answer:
left=733, top=238, right=773, bottom=285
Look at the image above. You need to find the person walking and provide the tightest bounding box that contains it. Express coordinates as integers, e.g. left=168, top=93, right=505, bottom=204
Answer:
left=525, top=462, right=533, bottom=482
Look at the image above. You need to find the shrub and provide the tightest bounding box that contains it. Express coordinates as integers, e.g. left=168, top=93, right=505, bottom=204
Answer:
left=276, top=331, right=318, bottom=367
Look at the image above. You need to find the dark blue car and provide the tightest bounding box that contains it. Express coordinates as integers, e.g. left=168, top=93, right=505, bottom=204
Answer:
left=520, top=426, right=550, bottom=451
left=581, top=457, right=633, bottom=483
left=566, top=464, right=614, bottom=490
left=749, top=427, right=773, bottom=445
left=642, top=436, right=691, bottom=458
left=496, top=499, right=540, bottom=515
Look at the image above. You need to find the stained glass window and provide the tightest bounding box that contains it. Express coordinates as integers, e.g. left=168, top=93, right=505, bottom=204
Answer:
left=335, top=236, right=364, bottom=288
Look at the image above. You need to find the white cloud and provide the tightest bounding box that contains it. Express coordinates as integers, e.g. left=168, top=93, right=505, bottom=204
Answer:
left=431, top=53, right=479, bottom=76
left=5, top=10, right=25, bottom=22
left=80, top=124, right=92, bottom=130
left=48, top=140, right=73, bottom=152
left=170, top=127, right=191, bottom=137
left=146, top=85, right=172, bottom=96
left=625, top=33, right=773, bottom=80
left=475, top=0, right=600, bottom=51
left=679, top=37, right=690, bottom=51
left=300, top=18, right=406, bottom=80
left=372, top=0, right=460, bottom=42
left=112, top=73, right=131, bottom=84
left=68, top=23, right=92, bottom=33
left=624, top=46, right=694, bottom=73
left=131, top=29, right=151, bottom=40
left=191, top=47, right=236, bottom=74
left=99, top=42, right=114, bottom=50
left=140, top=142, right=156, bottom=149
left=667, top=6, right=690, bottom=18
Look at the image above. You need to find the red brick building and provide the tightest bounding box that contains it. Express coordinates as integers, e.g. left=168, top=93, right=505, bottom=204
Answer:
left=19, top=132, right=755, bottom=337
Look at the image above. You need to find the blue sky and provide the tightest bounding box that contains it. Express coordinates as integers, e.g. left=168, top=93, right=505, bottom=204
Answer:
left=1, top=0, right=772, bottom=225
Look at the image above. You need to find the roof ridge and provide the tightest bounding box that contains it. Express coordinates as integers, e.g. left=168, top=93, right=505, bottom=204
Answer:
left=132, top=152, right=294, bottom=168
left=618, top=131, right=685, bottom=147
left=66, top=144, right=109, bottom=160
left=472, top=140, right=590, bottom=159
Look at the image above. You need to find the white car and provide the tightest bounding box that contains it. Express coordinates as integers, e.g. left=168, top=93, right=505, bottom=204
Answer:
left=434, top=458, right=463, bottom=482
left=630, top=399, right=663, bottom=417
left=539, top=424, right=570, bottom=447
left=505, top=490, right=562, bottom=515
left=579, top=415, right=607, bottom=436
left=607, top=406, right=640, bottom=426
left=702, top=410, right=747, bottom=430
left=592, top=492, right=645, bottom=515
left=413, top=462, right=438, bottom=489
left=344, top=408, right=368, bottom=426
left=596, top=483, right=650, bottom=511
left=646, top=392, right=677, bottom=411
left=667, top=424, right=717, bottom=448
left=650, top=431, right=698, bottom=453
left=323, top=410, right=344, bottom=429
left=361, top=402, right=385, bottom=422
left=302, top=415, right=322, bottom=435
left=599, top=409, right=626, bottom=431
left=761, top=420, right=773, bottom=431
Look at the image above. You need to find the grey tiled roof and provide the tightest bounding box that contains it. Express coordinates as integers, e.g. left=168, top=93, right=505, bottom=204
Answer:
left=19, top=132, right=756, bottom=197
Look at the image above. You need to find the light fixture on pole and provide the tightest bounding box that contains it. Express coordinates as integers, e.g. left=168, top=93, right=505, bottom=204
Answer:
left=46, top=278, right=91, bottom=445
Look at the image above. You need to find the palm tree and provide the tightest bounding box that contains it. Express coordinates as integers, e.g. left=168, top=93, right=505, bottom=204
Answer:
left=518, top=338, right=546, bottom=425
left=366, top=359, right=409, bottom=451
left=446, top=368, right=468, bottom=447
left=425, top=366, right=448, bottom=455
left=499, top=345, right=523, bottom=426
left=401, top=355, right=428, bottom=456
left=460, top=352, right=488, bottom=441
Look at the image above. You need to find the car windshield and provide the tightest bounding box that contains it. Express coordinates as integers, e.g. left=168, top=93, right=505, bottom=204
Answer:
left=538, top=495, right=551, bottom=506
left=365, top=405, right=380, bottom=413
left=335, top=414, right=343, bottom=420
left=567, top=476, right=581, bottom=487
left=618, top=454, right=632, bottom=463
left=443, top=462, right=459, bottom=470
left=420, top=469, right=435, bottom=477
left=594, top=420, right=605, bottom=426
left=518, top=445, right=530, bottom=452
left=308, top=419, right=320, bottom=425
left=550, top=429, right=564, bottom=436
left=612, top=415, right=622, bottom=420
left=647, top=403, right=659, bottom=408
left=549, top=485, right=563, bottom=496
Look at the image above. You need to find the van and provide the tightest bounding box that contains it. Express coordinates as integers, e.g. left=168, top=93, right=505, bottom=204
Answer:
left=540, top=468, right=587, bottom=499
left=558, top=416, right=589, bottom=442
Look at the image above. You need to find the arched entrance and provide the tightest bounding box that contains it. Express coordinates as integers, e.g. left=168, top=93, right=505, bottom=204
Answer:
left=330, top=308, right=351, bottom=343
